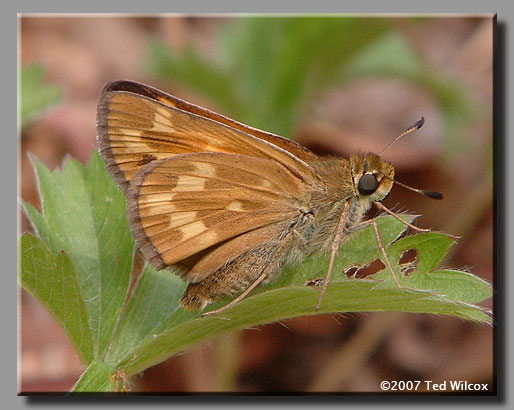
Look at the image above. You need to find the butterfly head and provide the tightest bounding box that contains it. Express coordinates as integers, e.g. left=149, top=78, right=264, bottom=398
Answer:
left=349, top=153, right=394, bottom=204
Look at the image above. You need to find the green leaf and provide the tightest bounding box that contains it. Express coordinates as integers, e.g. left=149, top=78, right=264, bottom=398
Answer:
left=103, top=264, right=194, bottom=365
left=70, top=360, right=115, bottom=392
left=19, top=64, right=62, bottom=127
left=20, top=151, right=491, bottom=390
left=364, top=232, right=492, bottom=303
left=22, top=152, right=134, bottom=360
left=105, top=216, right=490, bottom=377
left=19, top=233, right=94, bottom=364
left=118, top=278, right=490, bottom=376
left=21, top=200, right=51, bottom=244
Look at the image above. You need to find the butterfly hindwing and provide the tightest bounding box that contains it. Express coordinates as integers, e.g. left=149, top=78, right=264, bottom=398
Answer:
left=127, top=152, right=312, bottom=282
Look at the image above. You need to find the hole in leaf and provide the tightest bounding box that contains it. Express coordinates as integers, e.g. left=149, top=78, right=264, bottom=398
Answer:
left=304, top=277, right=324, bottom=287
left=344, top=266, right=359, bottom=277
left=345, top=259, right=386, bottom=279
left=399, top=248, right=418, bottom=276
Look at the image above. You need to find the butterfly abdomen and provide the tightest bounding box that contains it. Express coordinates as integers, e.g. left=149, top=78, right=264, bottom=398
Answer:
left=179, top=234, right=296, bottom=310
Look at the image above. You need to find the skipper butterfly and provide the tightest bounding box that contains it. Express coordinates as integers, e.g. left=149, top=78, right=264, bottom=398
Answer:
left=97, top=80, right=440, bottom=316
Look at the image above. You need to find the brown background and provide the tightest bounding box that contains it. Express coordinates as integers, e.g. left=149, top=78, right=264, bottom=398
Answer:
left=18, top=15, right=493, bottom=392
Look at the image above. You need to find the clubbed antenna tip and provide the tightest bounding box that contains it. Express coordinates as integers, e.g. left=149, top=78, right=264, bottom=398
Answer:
left=410, top=116, right=425, bottom=132
left=379, top=117, right=425, bottom=156
left=423, top=190, right=443, bottom=200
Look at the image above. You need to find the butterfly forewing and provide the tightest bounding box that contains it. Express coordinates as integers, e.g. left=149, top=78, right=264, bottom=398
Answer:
left=126, top=152, right=312, bottom=282
left=97, top=81, right=323, bottom=194
left=100, top=80, right=319, bottom=161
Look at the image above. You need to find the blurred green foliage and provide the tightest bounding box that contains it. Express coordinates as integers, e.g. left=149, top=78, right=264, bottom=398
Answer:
left=145, top=17, right=483, bottom=158
left=340, top=32, right=482, bottom=157
left=19, top=64, right=62, bottom=128
left=145, top=17, right=389, bottom=137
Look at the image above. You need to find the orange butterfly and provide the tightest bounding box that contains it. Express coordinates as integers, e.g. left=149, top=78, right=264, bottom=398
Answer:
left=97, top=80, right=438, bottom=316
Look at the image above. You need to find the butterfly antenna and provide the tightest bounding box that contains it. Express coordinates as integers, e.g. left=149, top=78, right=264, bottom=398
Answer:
left=379, top=117, right=425, bottom=156
left=379, top=172, right=443, bottom=200
left=393, top=180, right=443, bottom=200
left=378, top=117, right=442, bottom=200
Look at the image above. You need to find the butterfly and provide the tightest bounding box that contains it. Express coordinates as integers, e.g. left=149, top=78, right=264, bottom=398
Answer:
left=97, top=80, right=440, bottom=316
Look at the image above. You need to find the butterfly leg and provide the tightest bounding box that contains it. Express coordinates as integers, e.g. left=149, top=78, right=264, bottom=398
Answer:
left=201, top=272, right=268, bottom=317
left=316, top=210, right=348, bottom=311
left=110, top=370, right=129, bottom=392
left=292, top=229, right=309, bottom=250
left=371, top=218, right=402, bottom=288
left=374, top=202, right=429, bottom=233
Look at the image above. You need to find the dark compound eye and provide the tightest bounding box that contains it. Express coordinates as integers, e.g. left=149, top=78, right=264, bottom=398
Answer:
left=358, top=173, right=378, bottom=195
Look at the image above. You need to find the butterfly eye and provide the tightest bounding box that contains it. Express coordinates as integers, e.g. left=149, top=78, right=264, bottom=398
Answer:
left=358, top=173, right=378, bottom=196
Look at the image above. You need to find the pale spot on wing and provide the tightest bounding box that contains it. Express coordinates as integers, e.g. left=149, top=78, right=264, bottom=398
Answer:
left=173, top=175, right=206, bottom=192
left=116, top=127, right=144, bottom=137
left=260, top=179, right=273, bottom=188
left=151, top=105, right=174, bottom=132
left=179, top=220, right=208, bottom=241
left=140, top=192, right=175, bottom=203
left=193, top=161, right=217, bottom=177
left=155, top=104, right=172, bottom=119
left=151, top=116, right=174, bottom=133
left=226, top=200, right=244, bottom=211
left=169, top=211, right=197, bottom=229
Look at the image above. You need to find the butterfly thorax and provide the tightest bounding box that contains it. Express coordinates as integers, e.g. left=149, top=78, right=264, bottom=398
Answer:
left=303, top=153, right=394, bottom=253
